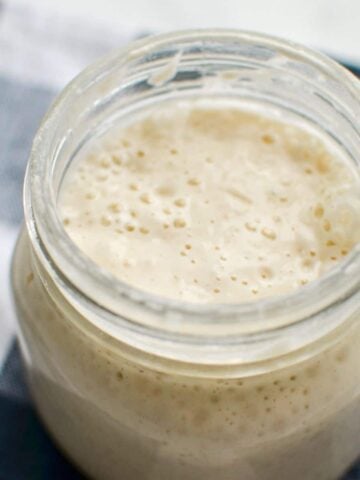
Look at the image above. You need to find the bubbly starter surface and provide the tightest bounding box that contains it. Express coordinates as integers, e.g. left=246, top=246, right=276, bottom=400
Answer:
left=60, top=100, right=359, bottom=302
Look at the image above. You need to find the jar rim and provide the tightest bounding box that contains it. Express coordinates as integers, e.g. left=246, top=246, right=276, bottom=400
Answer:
left=25, top=28, right=360, bottom=342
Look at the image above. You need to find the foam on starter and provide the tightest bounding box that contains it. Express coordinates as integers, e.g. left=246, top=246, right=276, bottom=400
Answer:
left=60, top=99, right=360, bottom=302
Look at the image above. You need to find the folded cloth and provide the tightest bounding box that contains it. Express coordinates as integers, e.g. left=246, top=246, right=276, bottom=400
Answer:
left=0, top=3, right=359, bottom=478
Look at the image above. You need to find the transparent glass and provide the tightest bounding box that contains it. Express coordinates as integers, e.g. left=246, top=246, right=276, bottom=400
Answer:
left=11, top=30, right=360, bottom=480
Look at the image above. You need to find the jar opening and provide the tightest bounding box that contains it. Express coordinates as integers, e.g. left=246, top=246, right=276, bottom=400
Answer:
left=24, top=29, right=360, bottom=363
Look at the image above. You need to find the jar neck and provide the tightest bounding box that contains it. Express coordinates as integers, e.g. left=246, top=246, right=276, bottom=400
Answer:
left=25, top=30, right=360, bottom=366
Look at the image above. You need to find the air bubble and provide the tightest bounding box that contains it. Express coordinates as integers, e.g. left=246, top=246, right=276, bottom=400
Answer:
left=111, top=154, right=122, bottom=166
left=335, top=348, right=348, bottom=363
left=157, top=185, right=174, bottom=196
left=99, top=158, right=111, bottom=169
left=140, top=193, right=151, bottom=204
left=316, top=156, right=329, bottom=173
left=107, top=203, right=121, bottom=213
left=323, top=219, right=331, bottom=232
left=245, top=222, right=257, bottom=232
left=188, top=177, right=200, bottom=186
left=226, top=188, right=253, bottom=204
left=262, top=133, right=275, bottom=144
left=260, top=267, right=273, bottom=279
left=174, top=218, right=186, bottom=228
left=261, top=228, right=277, bottom=240
left=174, top=198, right=186, bottom=207
left=101, top=216, right=111, bottom=227
left=314, top=204, right=324, bottom=218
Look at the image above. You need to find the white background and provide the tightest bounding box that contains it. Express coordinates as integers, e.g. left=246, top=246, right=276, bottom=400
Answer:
left=12, top=0, right=360, bottom=63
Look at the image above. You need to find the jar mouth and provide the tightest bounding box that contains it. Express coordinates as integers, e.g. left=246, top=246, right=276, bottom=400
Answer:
left=25, top=29, right=360, bottom=341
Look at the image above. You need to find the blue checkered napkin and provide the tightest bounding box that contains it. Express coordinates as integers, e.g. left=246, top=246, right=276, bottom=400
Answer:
left=0, top=61, right=359, bottom=479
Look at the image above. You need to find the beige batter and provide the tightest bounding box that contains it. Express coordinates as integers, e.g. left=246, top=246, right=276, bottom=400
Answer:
left=60, top=100, right=360, bottom=302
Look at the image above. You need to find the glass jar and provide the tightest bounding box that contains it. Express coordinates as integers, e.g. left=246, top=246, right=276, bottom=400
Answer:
left=11, top=30, right=360, bottom=480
